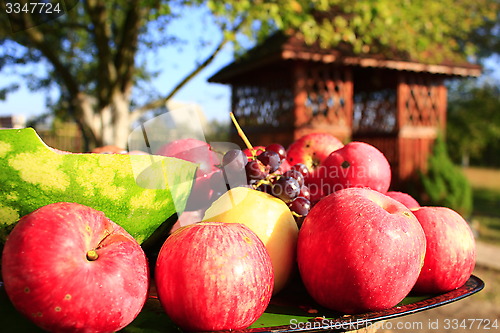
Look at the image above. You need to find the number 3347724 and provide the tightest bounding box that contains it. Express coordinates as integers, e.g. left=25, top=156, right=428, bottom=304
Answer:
left=443, top=318, right=499, bottom=330
left=5, top=2, right=62, bottom=14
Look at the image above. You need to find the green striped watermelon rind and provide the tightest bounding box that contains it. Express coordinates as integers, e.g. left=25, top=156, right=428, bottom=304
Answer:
left=0, top=128, right=198, bottom=244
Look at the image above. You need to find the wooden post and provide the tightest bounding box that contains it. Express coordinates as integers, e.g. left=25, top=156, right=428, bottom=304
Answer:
left=396, top=73, right=408, bottom=130
left=343, top=67, right=354, bottom=134
left=438, top=82, right=447, bottom=133
left=292, top=61, right=309, bottom=139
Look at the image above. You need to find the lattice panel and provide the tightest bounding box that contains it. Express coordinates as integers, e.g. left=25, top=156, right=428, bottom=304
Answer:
left=353, top=88, right=397, bottom=134
left=233, top=84, right=295, bottom=127
left=303, top=64, right=351, bottom=126
left=400, top=73, right=444, bottom=128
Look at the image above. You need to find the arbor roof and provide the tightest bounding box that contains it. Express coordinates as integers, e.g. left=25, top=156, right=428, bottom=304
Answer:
left=209, top=32, right=482, bottom=84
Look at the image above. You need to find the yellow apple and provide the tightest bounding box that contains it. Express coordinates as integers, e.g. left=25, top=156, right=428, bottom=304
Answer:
left=202, top=187, right=298, bottom=294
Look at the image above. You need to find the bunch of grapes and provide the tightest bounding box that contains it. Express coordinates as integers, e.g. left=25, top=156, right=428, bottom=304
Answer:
left=221, top=144, right=311, bottom=226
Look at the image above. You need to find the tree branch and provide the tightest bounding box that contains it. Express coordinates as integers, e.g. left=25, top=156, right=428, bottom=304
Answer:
left=84, top=0, right=117, bottom=106
left=130, top=17, right=246, bottom=121
left=114, top=0, right=145, bottom=97
left=51, top=21, right=92, bottom=33
left=12, top=6, right=80, bottom=96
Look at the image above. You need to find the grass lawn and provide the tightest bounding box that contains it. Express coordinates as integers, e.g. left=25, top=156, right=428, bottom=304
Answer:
left=472, top=187, right=500, bottom=217
left=463, top=167, right=500, bottom=244
left=470, top=188, right=500, bottom=244
left=463, top=167, right=500, bottom=191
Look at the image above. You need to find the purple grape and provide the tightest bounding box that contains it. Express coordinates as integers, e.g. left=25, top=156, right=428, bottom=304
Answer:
left=266, top=143, right=287, bottom=161
left=289, top=196, right=311, bottom=217
left=291, top=163, right=310, bottom=179
left=271, top=177, right=300, bottom=203
left=257, top=150, right=281, bottom=173
left=222, top=149, right=248, bottom=168
left=221, top=149, right=248, bottom=186
left=284, top=169, right=305, bottom=187
left=299, top=185, right=311, bottom=200
left=245, top=160, right=268, bottom=180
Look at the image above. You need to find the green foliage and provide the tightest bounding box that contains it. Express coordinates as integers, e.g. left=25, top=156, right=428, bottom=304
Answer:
left=447, top=78, right=500, bottom=167
left=203, top=0, right=499, bottom=63
left=419, top=135, right=473, bottom=217
left=203, top=119, right=231, bottom=143
left=472, top=187, right=500, bottom=218
left=471, top=187, right=500, bottom=243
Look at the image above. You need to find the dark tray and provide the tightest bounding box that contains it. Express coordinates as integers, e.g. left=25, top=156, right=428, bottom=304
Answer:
left=0, top=275, right=484, bottom=332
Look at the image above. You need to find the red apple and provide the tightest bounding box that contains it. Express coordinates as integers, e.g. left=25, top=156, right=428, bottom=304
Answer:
left=277, top=158, right=292, bottom=174
left=412, top=206, right=476, bottom=294
left=156, top=138, right=219, bottom=173
left=243, top=146, right=266, bottom=159
left=297, top=187, right=426, bottom=314
left=1, top=202, right=149, bottom=332
left=317, top=141, right=391, bottom=197
left=386, top=191, right=421, bottom=210
left=286, top=133, right=343, bottom=173
left=305, top=168, right=326, bottom=204
left=155, top=222, right=274, bottom=331
left=156, top=138, right=220, bottom=211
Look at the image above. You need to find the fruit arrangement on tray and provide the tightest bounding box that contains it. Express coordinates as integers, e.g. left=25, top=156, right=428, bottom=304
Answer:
left=0, top=115, right=481, bottom=332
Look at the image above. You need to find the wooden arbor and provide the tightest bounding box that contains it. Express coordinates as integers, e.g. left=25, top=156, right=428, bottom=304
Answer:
left=209, top=33, right=481, bottom=188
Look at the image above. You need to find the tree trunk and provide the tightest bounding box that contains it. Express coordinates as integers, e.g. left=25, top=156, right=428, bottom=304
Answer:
left=100, top=105, right=114, bottom=147
left=461, top=151, right=470, bottom=168
left=73, top=92, right=101, bottom=150
left=71, top=91, right=133, bottom=151
left=112, top=91, right=132, bottom=150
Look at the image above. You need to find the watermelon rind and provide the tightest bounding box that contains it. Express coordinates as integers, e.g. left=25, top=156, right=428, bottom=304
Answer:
left=0, top=128, right=198, bottom=244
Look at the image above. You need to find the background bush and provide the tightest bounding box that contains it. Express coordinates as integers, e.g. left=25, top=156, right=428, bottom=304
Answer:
left=417, top=135, right=473, bottom=217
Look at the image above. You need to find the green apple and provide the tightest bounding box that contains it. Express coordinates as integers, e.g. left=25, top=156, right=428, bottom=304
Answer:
left=203, top=187, right=298, bottom=294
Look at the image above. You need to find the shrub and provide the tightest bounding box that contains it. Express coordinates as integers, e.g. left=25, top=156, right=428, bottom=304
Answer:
left=418, top=135, right=473, bottom=217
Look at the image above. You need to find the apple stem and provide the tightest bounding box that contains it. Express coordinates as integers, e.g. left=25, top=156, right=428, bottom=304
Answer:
left=86, top=250, right=99, bottom=261
left=229, top=112, right=254, bottom=152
